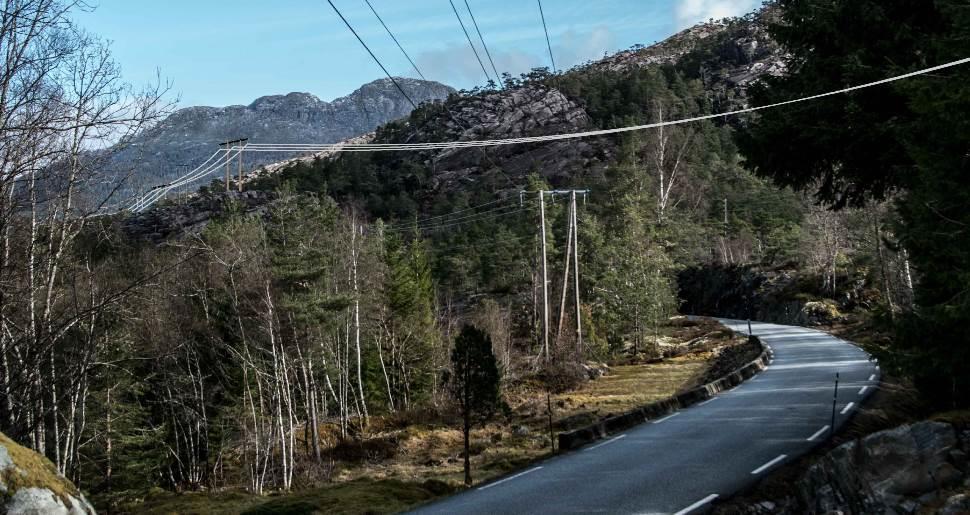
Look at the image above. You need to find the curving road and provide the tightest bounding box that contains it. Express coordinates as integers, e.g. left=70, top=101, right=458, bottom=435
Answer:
left=410, top=319, right=879, bottom=515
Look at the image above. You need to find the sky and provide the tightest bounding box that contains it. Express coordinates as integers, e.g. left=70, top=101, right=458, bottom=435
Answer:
left=74, top=0, right=761, bottom=108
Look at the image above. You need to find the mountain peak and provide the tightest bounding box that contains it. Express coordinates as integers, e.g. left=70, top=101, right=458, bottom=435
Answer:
left=249, top=92, right=323, bottom=110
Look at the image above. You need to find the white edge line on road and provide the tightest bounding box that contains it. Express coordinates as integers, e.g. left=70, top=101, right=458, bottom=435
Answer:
left=477, top=466, right=543, bottom=491
left=674, top=494, right=720, bottom=515
left=698, top=397, right=719, bottom=406
left=859, top=386, right=869, bottom=395
left=653, top=412, right=681, bottom=424
left=584, top=434, right=627, bottom=452
left=751, top=454, right=787, bottom=475
left=868, top=374, right=876, bottom=381
left=807, top=425, right=830, bottom=441
left=840, top=402, right=856, bottom=415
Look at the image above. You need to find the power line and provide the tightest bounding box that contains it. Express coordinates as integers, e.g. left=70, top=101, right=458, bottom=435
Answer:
left=326, top=0, right=418, bottom=109
left=537, top=0, right=557, bottom=73
left=449, top=0, right=493, bottom=84
left=230, top=56, right=970, bottom=153
left=383, top=196, right=517, bottom=229
left=362, top=0, right=426, bottom=80
left=386, top=202, right=536, bottom=233
left=131, top=56, right=970, bottom=213
left=464, top=0, right=503, bottom=87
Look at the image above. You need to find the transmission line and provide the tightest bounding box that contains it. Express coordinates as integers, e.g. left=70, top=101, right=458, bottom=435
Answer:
left=537, top=0, right=557, bottom=73
left=449, top=0, right=493, bottom=84
left=362, top=0, right=426, bottom=80
left=130, top=57, right=970, bottom=213
left=386, top=202, right=536, bottom=233
left=463, top=0, right=503, bottom=87
left=326, top=0, right=418, bottom=109
left=229, top=56, right=970, bottom=153
left=383, top=196, right=517, bottom=229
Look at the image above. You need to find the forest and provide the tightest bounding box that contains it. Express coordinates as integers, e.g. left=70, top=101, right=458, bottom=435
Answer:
left=0, top=0, right=966, bottom=512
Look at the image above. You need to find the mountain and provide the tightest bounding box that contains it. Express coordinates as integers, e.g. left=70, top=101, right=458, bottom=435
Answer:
left=127, top=7, right=786, bottom=239
left=113, top=78, right=455, bottom=196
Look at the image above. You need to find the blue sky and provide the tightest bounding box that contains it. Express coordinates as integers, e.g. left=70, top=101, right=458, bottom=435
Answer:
left=74, top=0, right=761, bottom=108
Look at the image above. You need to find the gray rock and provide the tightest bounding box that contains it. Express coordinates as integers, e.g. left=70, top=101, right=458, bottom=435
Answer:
left=941, top=493, right=970, bottom=515
left=512, top=425, right=530, bottom=437
left=0, top=435, right=96, bottom=514
left=950, top=449, right=968, bottom=472
left=798, top=421, right=965, bottom=514
left=6, top=487, right=93, bottom=515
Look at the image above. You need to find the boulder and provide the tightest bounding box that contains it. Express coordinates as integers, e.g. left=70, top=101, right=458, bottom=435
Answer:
left=798, top=421, right=967, bottom=514
left=0, top=432, right=95, bottom=514
left=941, top=493, right=970, bottom=515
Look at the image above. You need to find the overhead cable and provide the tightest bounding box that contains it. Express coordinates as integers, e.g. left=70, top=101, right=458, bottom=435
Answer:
left=449, top=0, right=493, bottom=84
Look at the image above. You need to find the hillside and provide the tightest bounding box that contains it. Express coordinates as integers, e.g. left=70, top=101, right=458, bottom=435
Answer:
left=111, top=78, right=454, bottom=198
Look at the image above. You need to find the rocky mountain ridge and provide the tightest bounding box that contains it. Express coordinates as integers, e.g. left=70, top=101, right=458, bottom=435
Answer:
left=114, top=78, right=454, bottom=197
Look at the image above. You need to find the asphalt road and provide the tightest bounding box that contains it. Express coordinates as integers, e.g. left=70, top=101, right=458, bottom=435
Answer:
left=410, top=319, right=879, bottom=515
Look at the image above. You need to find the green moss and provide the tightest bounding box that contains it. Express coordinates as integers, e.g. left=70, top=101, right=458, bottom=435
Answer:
left=0, top=432, right=80, bottom=506
left=243, top=479, right=454, bottom=515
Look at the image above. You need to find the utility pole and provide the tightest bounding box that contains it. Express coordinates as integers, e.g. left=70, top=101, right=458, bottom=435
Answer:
left=539, top=191, right=549, bottom=361
left=572, top=191, right=583, bottom=353
left=528, top=189, right=589, bottom=362
left=237, top=143, right=244, bottom=192
left=224, top=143, right=231, bottom=192
left=218, top=138, right=249, bottom=193
left=556, top=199, right=574, bottom=345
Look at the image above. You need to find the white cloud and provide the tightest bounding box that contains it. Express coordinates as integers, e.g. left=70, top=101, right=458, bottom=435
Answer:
left=413, top=26, right=616, bottom=88
left=675, top=0, right=760, bottom=29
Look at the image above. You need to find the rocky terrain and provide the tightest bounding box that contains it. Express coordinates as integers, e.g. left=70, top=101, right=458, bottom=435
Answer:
left=0, top=432, right=95, bottom=514
left=111, top=78, right=454, bottom=198
left=725, top=421, right=970, bottom=514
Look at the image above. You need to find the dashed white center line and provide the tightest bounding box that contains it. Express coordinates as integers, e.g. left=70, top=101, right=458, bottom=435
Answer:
left=653, top=412, right=681, bottom=424
left=751, top=454, right=787, bottom=475
left=807, top=425, right=830, bottom=442
left=584, top=434, right=626, bottom=451
left=868, top=374, right=876, bottom=381
left=477, top=466, right=543, bottom=491
left=698, top=397, right=720, bottom=406
left=858, top=386, right=869, bottom=395
left=840, top=402, right=856, bottom=415
left=674, top=493, right=719, bottom=515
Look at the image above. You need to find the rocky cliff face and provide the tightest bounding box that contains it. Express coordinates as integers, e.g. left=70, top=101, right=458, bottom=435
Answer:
left=112, top=78, right=454, bottom=196
left=590, top=8, right=785, bottom=95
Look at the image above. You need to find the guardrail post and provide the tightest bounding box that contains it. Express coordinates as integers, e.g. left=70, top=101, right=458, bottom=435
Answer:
left=830, top=372, right=840, bottom=438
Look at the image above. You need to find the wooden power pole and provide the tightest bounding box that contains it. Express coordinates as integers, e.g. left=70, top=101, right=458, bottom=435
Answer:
left=572, top=191, right=583, bottom=353
left=218, top=138, right=249, bottom=193
left=530, top=189, right=589, bottom=362
left=539, top=191, right=549, bottom=361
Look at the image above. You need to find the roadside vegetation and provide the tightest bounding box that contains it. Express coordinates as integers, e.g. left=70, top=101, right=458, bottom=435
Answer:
left=0, top=0, right=966, bottom=514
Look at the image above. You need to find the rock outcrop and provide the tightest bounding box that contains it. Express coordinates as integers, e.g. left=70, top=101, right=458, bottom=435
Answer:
left=123, top=190, right=276, bottom=243
left=0, top=432, right=95, bottom=514
left=399, top=84, right=611, bottom=194
left=797, top=421, right=969, bottom=514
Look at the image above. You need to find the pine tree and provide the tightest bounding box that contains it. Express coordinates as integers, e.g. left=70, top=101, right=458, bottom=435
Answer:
left=446, top=325, right=501, bottom=486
